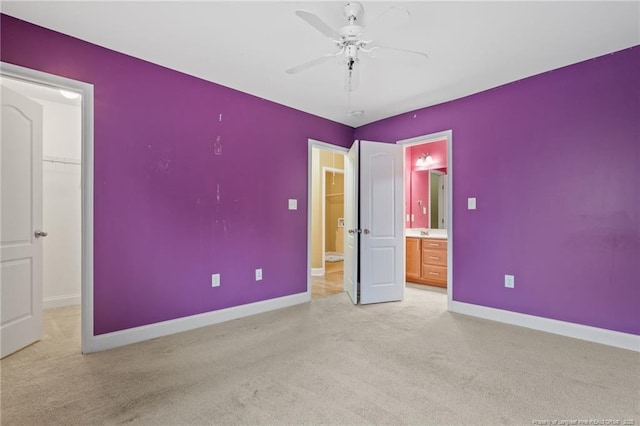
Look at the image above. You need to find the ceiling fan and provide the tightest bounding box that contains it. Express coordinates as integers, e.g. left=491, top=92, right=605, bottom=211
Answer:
left=286, top=2, right=428, bottom=92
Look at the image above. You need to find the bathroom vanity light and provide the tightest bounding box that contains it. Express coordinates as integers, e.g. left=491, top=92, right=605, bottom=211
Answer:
left=416, top=153, right=433, bottom=166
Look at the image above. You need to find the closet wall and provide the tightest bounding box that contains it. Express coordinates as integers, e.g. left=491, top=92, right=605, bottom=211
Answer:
left=311, top=148, right=345, bottom=271
left=324, top=171, right=344, bottom=253
left=38, top=97, right=82, bottom=308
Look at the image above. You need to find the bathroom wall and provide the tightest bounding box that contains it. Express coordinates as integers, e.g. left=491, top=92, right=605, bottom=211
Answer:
left=406, top=139, right=448, bottom=229
left=356, top=46, right=640, bottom=335
left=1, top=15, right=353, bottom=334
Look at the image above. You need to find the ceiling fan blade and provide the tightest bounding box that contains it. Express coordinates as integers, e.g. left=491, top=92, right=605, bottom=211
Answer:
left=295, top=10, right=341, bottom=41
left=344, top=60, right=360, bottom=92
left=286, top=52, right=342, bottom=74
left=361, top=6, right=410, bottom=41
left=369, top=46, right=428, bottom=67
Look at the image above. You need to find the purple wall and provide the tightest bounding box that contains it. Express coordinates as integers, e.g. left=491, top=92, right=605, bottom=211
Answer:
left=356, top=47, right=640, bottom=335
left=1, top=15, right=353, bottom=334
left=3, top=13, right=638, bottom=337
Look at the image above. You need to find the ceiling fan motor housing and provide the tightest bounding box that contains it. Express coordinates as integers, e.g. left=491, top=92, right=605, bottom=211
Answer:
left=343, top=2, right=364, bottom=21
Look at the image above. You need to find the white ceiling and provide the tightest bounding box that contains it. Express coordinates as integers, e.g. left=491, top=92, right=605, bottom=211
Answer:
left=2, top=1, right=638, bottom=127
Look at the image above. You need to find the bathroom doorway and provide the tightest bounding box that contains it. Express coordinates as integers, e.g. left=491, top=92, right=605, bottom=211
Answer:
left=397, top=131, right=453, bottom=308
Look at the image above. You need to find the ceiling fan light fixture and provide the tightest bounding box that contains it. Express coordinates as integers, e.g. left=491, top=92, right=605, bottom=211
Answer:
left=287, top=2, right=428, bottom=92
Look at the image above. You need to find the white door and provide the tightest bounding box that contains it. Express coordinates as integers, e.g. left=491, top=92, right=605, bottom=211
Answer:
left=359, top=140, right=404, bottom=304
left=343, top=141, right=359, bottom=303
left=1, top=84, right=44, bottom=358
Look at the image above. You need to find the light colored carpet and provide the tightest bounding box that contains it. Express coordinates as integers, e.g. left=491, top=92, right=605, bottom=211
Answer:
left=1, top=286, right=638, bottom=425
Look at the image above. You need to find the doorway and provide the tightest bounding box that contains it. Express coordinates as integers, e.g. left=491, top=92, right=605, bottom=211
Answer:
left=0, top=63, right=94, bottom=355
left=307, top=139, right=404, bottom=305
left=308, top=142, right=347, bottom=299
left=397, top=130, right=453, bottom=309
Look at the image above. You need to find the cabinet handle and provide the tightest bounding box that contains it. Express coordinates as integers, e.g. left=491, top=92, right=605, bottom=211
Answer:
left=428, top=256, right=440, bottom=260
left=429, top=272, right=440, bottom=275
left=428, top=243, right=439, bottom=247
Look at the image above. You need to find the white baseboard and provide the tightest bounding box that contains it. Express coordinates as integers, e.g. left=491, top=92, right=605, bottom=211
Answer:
left=450, top=301, right=639, bottom=352
left=44, top=294, right=81, bottom=309
left=83, top=291, right=310, bottom=354
left=311, top=268, right=325, bottom=276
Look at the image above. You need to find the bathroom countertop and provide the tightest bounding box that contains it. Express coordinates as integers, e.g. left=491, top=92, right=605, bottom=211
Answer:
left=405, top=229, right=448, bottom=239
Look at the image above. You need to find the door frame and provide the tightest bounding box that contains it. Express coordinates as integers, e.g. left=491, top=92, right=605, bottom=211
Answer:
left=428, top=169, right=445, bottom=229
left=306, top=139, right=348, bottom=297
left=1, top=62, right=95, bottom=354
left=396, top=130, right=453, bottom=309
left=321, top=166, right=344, bottom=265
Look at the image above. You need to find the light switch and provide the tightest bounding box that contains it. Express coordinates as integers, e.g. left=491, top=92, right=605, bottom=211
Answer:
left=467, top=197, right=477, bottom=210
left=423, top=207, right=427, bottom=215
left=288, top=199, right=297, bottom=210
left=211, top=273, right=220, bottom=288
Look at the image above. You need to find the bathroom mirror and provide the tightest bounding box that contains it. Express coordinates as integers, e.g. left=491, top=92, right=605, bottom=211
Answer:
left=409, top=169, right=448, bottom=229
left=429, top=170, right=448, bottom=229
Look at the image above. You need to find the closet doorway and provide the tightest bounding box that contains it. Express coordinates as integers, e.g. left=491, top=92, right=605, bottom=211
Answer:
left=308, top=143, right=347, bottom=299
left=1, top=69, right=88, bottom=357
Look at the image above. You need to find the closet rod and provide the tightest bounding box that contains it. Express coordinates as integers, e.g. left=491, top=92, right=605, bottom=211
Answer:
left=43, top=155, right=81, bottom=165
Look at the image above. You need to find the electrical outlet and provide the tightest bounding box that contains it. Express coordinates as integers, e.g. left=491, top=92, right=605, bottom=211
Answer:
left=255, top=268, right=263, bottom=281
left=505, top=274, right=515, bottom=288
left=211, top=273, right=220, bottom=287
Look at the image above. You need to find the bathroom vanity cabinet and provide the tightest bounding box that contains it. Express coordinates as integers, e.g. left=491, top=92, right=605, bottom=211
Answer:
left=405, top=237, right=448, bottom=288
left=406, top=238, right=422, bottom=281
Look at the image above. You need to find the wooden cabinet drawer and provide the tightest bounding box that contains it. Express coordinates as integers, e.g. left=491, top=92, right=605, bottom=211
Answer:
left=422, top=249, right=446, bottom=267
left=421, top=264, right=447, bottom=283
left=422, top=239, right=447, bottom=250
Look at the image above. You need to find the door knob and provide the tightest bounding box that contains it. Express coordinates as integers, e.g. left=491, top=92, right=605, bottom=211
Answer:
left=363, top=228, right=370, bottom=235
left=34, top=230, right=48, bottom=238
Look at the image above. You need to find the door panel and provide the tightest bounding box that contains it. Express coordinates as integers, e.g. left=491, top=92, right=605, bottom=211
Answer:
left=359, top=140, right=404, bottom=304
left=1, top=84, right=44, bottom=358
left=343, top=141, right=358, bottom=304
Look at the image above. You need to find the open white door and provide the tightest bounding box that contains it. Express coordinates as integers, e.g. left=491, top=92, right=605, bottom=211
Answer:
left=359, top=140, right=404, bottom=304
left=343, top=140, right=359, bottom=303
left=1, top=84, right=44, bottom=358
